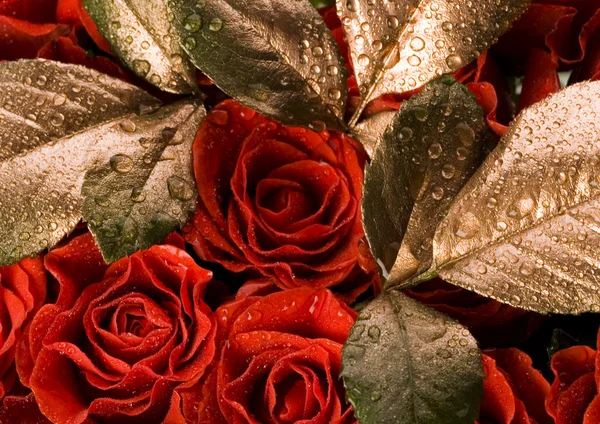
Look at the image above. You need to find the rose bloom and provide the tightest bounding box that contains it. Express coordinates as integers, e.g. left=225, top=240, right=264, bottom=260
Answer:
left=14, top=233, right=216, bottom=423
left=179, top=287, right=357, bottom=424
left=182, top=100, right=378, bottom=304
left=546, top=329, right=600, bottom=423
left=0, top=258, right=46, bottom=400
left=478, top=349, right=552, bottom=424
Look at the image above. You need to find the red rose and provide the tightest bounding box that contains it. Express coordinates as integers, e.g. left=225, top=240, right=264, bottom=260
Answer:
left=180, top=288, right=357, bottom=424
left=495, top=0, right=600, bottom=69
left=0, top=257, right=46, bottom=400
left=478, top=349, right=552, bottom=424
left=15, top=233, right=217, bottom=424
left=546, top=329, right=600, bottom=423
left=405, top=279, right=545, bottom=348
left=182, top=100, right=378, bottom=304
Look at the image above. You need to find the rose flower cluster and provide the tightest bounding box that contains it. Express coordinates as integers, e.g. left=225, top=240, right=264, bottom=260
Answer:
left=1, top=0, right=600, bottom=423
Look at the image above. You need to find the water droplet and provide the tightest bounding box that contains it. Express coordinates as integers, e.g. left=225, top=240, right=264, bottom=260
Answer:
left=184, top=37, right=197, bottom=50
left=110, top=154, right=134, bottom=173
left=167, top=176, right=195, bottom=201
left=141, top=40, right=150, bottom=50
left=408, top=55, right=421, bottom=66
left=133, top=60, right=151, bottom=76
left=507, top=195, right=535, bottom=219
left=441, top=21, right=453, bottom=31
left=446, top=54, right=463, bottom=70
left=454, top=212, right=481, bottom=239
left=50, top=113, right=65, bottom=127
left=414, top=106, right=428, bottom=122
left=131, top=187, right=146, bottom=203
left=441, top=164, right=455, bottom=179
left=410, top=37, right=425, bottom=51
left=358, top=54, right=370, bottom=66
left=184, top=13, right=202, bottom=32
left=119, top=120, right=136, bottom=133
left=455, top=123, right=475, bottom=146
left=208, top=18, right=223, bottom=31
left=432, top=186, right=444, bottom=200
left=428, top=143, right=442, bottom=159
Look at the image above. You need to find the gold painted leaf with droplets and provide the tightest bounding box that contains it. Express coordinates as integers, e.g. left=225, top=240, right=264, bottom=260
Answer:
left=0, top=59, right=195, bottom=266
left=342, top=291, right=483, bottom=424
left=337, top=0, right=530, bottom=125
left=83, top=0, right=197, bottom=94
left=433, top=80, right=600, bottom=315
left=352, top=110, right=396, bottom=158
left=82, top=101, right=205, bottom=263
left=169, top=0, right=348, bottom=131
left=362, top=78, right=488, bottom=287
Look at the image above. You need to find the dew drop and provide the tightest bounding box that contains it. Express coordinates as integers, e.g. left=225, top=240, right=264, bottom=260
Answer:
left=446, top=54, right=463, bottom=70
left=208, top=18, right=223, bottom=32
left=50, top=113, right=65, bottom=127
left=441, top=164, right=455, bottom=179
left=410, top=37, right=425, bottom=51
left=184, top=13, right=202, bottom=32
left=133, top=60, right=151, bottom=76
left=110, top=154, right=134, bottom=173
left=428, top=143, right=442, bottom=159
left=167, top=176, right=195, bottom=201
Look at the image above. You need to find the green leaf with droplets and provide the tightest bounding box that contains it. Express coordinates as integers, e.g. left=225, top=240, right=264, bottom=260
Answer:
left=168, top=0, right=348, bottom=131
left=362, top=78, right=489, bottom=289
left=83, top=0, right=197, bottom=94
left=0, top=59, right=159, bottom=266
left=342, top=291, right=483, bottom=424
left=82, top=101, right=205, bottom=263
left=338, top=0, right=530, bottom=126
left=432, top=80, right=600, bottom=315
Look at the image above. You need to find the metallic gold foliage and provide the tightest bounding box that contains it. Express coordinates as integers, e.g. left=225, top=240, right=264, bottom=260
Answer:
left=83, top=0, right=197, bottom=94
left=434, top=81, right=600, bottom=314
left=168, top=0, right=348, bottom=131
left=352, top=110, right=396, bottom=158
left=362, top=78, right=488, bottom=288
left=82, top=101, right=204, bottom=263
left=342, top=291, right=483, bottom=424
left=337, top=0, right=530, bottom=125
left=0, top=60, right=202, bottom=265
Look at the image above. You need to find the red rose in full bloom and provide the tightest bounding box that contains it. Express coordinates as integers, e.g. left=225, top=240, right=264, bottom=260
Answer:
left=183, top=100, right=378, bottom=303
left=546, top=329, right=600, bottom=423
left=478, top=349, right=552, bottom=424
left=0, top=258, right=46, bottom=400
left=180, top=288, right=357, bottom=424
left=405, top=279, right=545, bottom=348
left=15, top=233, right=217, bottom=423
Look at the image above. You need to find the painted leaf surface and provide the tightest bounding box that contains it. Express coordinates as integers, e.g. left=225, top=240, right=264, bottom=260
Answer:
left=169, top=0, right=348, bottom=131
left=337, top=0, right=530, bottom=124
left=362, top=78, right=487, bottom=287
left=342, top=291, right=483, bottom=424
left=82, top=101, right=205, bottom=262
left=352, top=110, right=396, bottom=158
left=434, top=81, right=600, bottom=314
left=83, top=0, right=197, bottom=94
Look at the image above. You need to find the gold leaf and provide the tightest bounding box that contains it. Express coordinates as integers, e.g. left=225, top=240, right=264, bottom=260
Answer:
left=169, top=0, right=348, bottom=131
left=0, top=59, right=188, bottom=265
left=352, top=110, right=396, bottom=158
left=342, top=291, right=483, bottom=424
left=363, top=78, right=487, bottom=287
left=83, top=0, right=197, bottom=94
left=433, top=80, right=600, bottom=314
left=82, top=101, right=205, bottom=263
left=338, top=0, right=530, bottom=125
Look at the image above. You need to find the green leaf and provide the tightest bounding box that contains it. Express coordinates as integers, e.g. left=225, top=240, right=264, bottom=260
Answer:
left=362, top=78, right=489, bottom=288
left=168, top=0, right=348, bottom=131
left=342, top=291, right=483, bottom=424
left=83, top=0, right=197, bottom=94
left=0, top=59, right=159, bottom=265
left=82, top=101, right=205, bottom=262
left=339, top=0, right=530, bottom=126
left=433, top=80, right=600, bottom=314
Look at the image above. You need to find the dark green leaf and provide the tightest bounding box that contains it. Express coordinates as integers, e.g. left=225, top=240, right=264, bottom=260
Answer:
left=342, top=291, right=483, bottom=424
left=82, top=101, right=205, bottom=262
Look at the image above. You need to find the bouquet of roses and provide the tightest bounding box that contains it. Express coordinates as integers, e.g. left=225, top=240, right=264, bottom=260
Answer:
left=1, top=0, right=600, bottom=423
